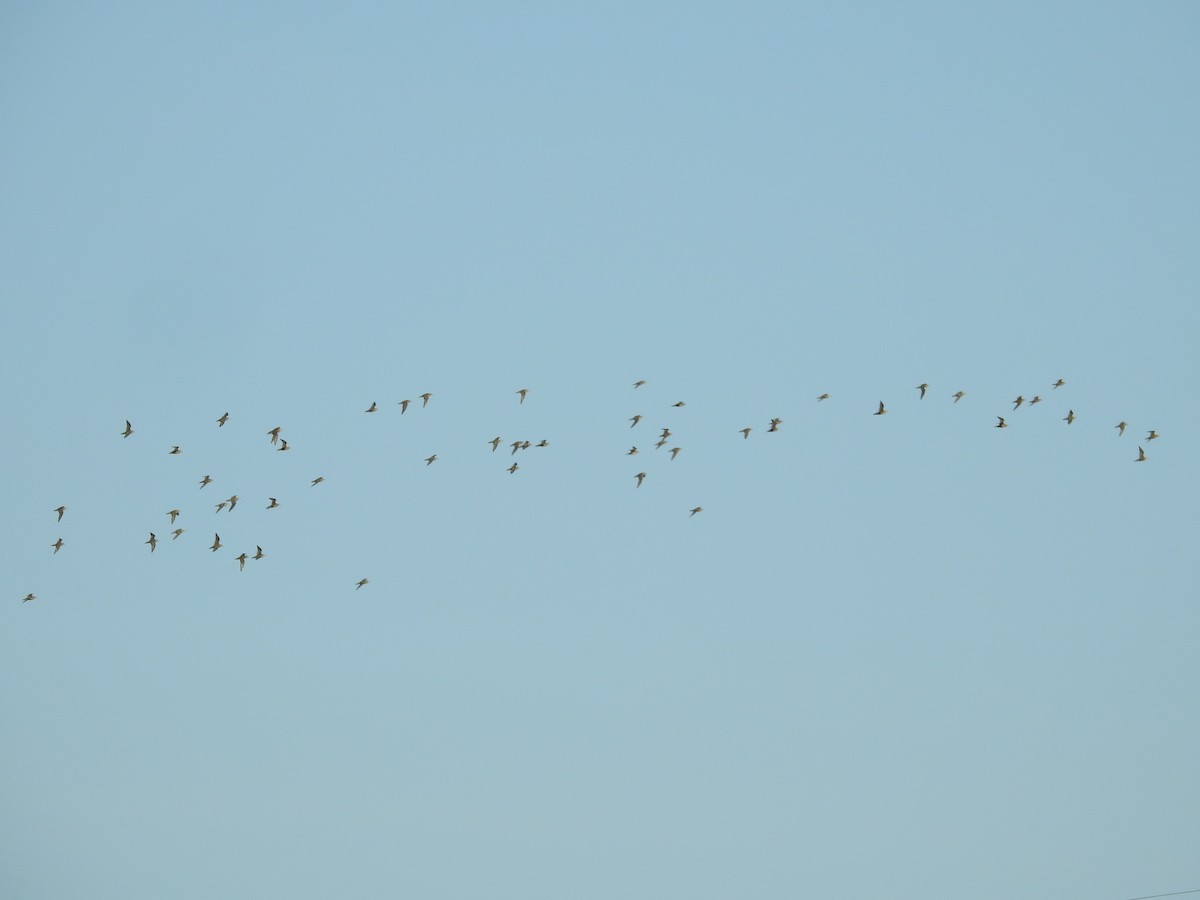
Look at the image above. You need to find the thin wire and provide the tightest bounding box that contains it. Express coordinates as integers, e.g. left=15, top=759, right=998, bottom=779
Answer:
left=1123, top=890, right=1200, bottom=900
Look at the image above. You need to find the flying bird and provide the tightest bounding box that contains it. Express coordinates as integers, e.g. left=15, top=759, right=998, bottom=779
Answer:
left=489, top=437, right=502, bottom=452
left=630, top=415, right=642, bottom=427
left=768, top=418, right=782, bottom=432
left=740, top=427, right=751, bottom=439
left=1146, top=430, right=1159, bottom=441
left=996, top=417, right=1010, bottom=429
left=916, top=383, right=928, bottom=399
left=210, top=534, right=221, bottom=552
left=122, top=420, right=134, bottom=438
left=659, top=427, right=671, bottom=439
left=52, top=538, right=63, bottom=554
left=167, top=509, right=181, bottom=523
left=199, top=475, right=212, bottom=489
left=627, top=447, right=639, bottom=455
left=507, top=462, right=519, bottom=474
left=171, top=528, right=184, bottom=540
left=267, top=427, right=282, bottom=444
left=1012, top=396, right=1024, bottom=410
left=277, top=439, right=289, bottom=451
left=254, top=546, right=264, bottom=560
left=146, top=532, right=157, bottom=552
left=654, top=437, right=668, bottom=449
left=236, top=553, right=248, bottom=571
left=1064, top=410, right=1076, bottom=424
left=311, top=477, right=324, bottom=487
left=516, top=389, right=528, bottom=403
left=399, top=399, right=410, bottom=414
left=420, top=393, right=432, bottom=407
left=355, top=578, right=368, bottom=590
left=55, top=506, right=66, bottom=522
left=215, top=501, right=228, bottom=513
left=1029, top=395, right=1042, bottom=406
left=510, top=441, right=522, bottom=455
left=1136, top=446, right=1147, bottom=462
left=365, top=402, right=377, bottom=413
left=669, top=447, right=681, bottom=460
left=22, top=594, right=36, bottom=603
left=635, top=472, right=646, bottom=488
left=226, top=495, right=238, bottom=510
left=536, top=440, right=549, bottom=447
left=267, top=498, right=279, bottom=509
left=425, top=454, right=437, bottom=465
left=689, top=507, right=703, bottom=517
left=521, top=441, right=531, bottom=450
left=874, top=402, right=887, bottom=416
left=1053, top=378, right=1065, bottom=389
left=672, top=401, right=685, bottom=407
left=816, top=393, right=830, bottom=401
left=633, top=380, right=646, bottom=389
left=169, top=446, right=181, bottom=455
left=1115, top=421, right=1127, bottom=436
left=217, top=412, right=229, bottom=427
left=952, top=391, right=965, bottom=403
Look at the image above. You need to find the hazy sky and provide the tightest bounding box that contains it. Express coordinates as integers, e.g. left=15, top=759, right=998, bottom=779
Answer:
left=2, top=3, right=1198, bottom=898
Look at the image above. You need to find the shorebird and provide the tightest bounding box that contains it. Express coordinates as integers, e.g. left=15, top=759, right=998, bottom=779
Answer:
left=916, top=383, right=928, bottom=399
left=507, top=462, right=519, bottom=474
left=22, top=594, right=36, bottom=603
left=55, top=506, right=66, bottom=522
left=171, top=528, right=184, bottom=540
left=52, top=538, right=63, bottom=554
left=420, top=393, right=432, bottom=407
left=952, top=391, right=965, bottom=403
left=1012, top=396, right=1024, bottom=410
left=654, top=437, right=668, bottom=449
left=267, top=498, right=279, bottom=509
left=659, top=427, right=671, bottom=439
left=669, top=447, right=681, bottom=460
left=516, top=388, right=528, bottom=403
left=267, top=426, right=281, bottom=444
left=365, top=402, right=377, bottom=413
left=167, top=509, right=181, bottom=523
left=1146, top=430, right=1159, bottom=441
left=1136, top=446, right=1147, bottom=462
left=510, top=441, right=522, bottom=454
left=399, top=399, right=410, bottom=414
left=277, top=439, right=289, bottom=451
left=874, top=401, right=887, bottom=416
left=1116, top=422, right=1127, bottom=436
left=226, top=495, right=238, bottom=510
left=254, top=546, right=264, bottom=560
left=768, top=418, right=782, bottom=432
left=633, top=380, right=646, bottom=389
left=740, top=427, right=751, bottom=439
left=199, top=475, right=212, bottom=489
left=489, top=437, right=502, bottom=451
left=236, top=553, right=248, bottom=571
left=425, top=454, right=437, bottom=465
left=1064, top=410, right=1076, bottom=424
left=817, top=393, right=830, bottom=401
left=672, top=401, right=685, bottom=407
left=210, top=534, right=221, bottom=552
left=536, top=440, right=549, bottom=447
left=630, top=415, right=642, bottom=427
left=689, top=507, right=702, bottom=517
left=122, top=420, right=134, bottom=438
left=635, top=472, right=646, bottom=488
left=217, top=412, right=229, bottom=427
left=1053, top=378, right=1065, bottom=389
left=169, top=446, right=181, bottom=455
left=521, top=441, right=531, bottom=450
left=311, top=477, right=324, bottom=486
left=627, top=447, right=639, bottom=455
left=996, top=417, right=1008, bottom=428
left=1029, top=395, right=1042, bottom=406
left=215, top=501, right=228, bottom=513
left=146, top=532, right=157, bottom=552
left=355, top=578, right=369, bottom=590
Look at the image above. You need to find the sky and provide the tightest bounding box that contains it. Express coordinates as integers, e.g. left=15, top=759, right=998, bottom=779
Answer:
left=1, top=2, right=1198, bottom=898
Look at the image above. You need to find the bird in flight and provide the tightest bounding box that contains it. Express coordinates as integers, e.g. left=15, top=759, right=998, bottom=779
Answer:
left=507, top=462, right=519, bottom=474
left=669, top=447, right=681, bottom=460
left=516, top=389, right=528, bottom=403
left=916, top=383, right=928, bottom=399
left=817, top=393, right=830, bottom=401
left=1115, top=422, right=1127, bottom=436
left=489, top=437, right=501, bottom=452
left=1136, top=446, right=1147, bottom=462
left=672, top=401, right=686, bottom=408
left=167, top=509, right=181, bottom=523
left=659, top=427, right=671, bottom=439
left=171, top=528, right=184, bottom=540
left=311, top=477, right=325, bottom=487
left=365, top=402, right=377, bottom=413
left=277, top=439, right=290, bottom=451
left=1012, top=396, right=1024, bottom=410
left=254, top=546, right=264, bottom=560
left=633, top=380, right=646, bottom=389
left=55, top=506, right=66, bottom=522
left=267, top=498, right=279, bottom=509
left=22, top=594, right=36, bottom=603
left=1064, top=410, right=1076, bottom=425
left=52, top=538, right=63, bottom=554
left=627, top=447, right=639, bottom=455
left=1053, top=378, right=1065, bottom=389
left=420, top=393, right=432, bottom=407
left=355, top=578, right=369, bottom=590
left=536, top=439, right=549, bottom=447
left=1028, top=395, right=1042, bottom=406
left=169, top=446, right=182, bottom=455
left=995, top=417, right=1008, bottom=428
left=630, top=415, right=642, bottom=427
left=768, top=418, right=782, bottom=432
left=122, top=420, right=134, bottom=438
left=146, top=532, right=157, bottom=552
left=510, top=441, right=522, bottom=455
left=215, top=501, right=228, bottom=513
left=217, top=412, right=229, bottom=427
left=425, top=454, right=437, bottom=465
left=226, top=495, right=238, bottom=510
left=399, top=399, right=410, bottom=414
left=1146, top=430, right=1159, bottom=441
left=210, top=534, right=221, bottom=552
left=654, top=437, right=668, bottom=449
left=740, top=427, right=751, bottom=439
left=635, top=472, right=646, bottom=488
left=267, top=426, right=282, bottom=444
left=236, top=553, right=248, bottom=571
left=952, top=391, right=965, bottom=403
left=199, top=475, right=212, bottom=489
left=874, top=402, right=887, bottom=416
left=689, top=507, right=703, bottom=517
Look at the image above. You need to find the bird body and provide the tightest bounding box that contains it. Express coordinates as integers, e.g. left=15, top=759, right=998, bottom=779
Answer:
left=254, top=546, right=264, bottom=560
left=210, top=534, right=221, bottom=552
left=399, top=399, right=410, bottom=413
left=1053, top=379, right=1065, bottom=389
left=146, top=532, right=157, bottom=552
left=952, top=391, right=965, bottom=403
left=267, top=427, right=281, bottom=444
left=365, top=402, right=377, bottom=413
left=199, top=475, right=212, bottom=489
left=55, top=505, right=66, bottom=521
left=267, top=498, right=279, bottom=509
left=508, top=462, right=519, bottom=474
left=311, top=477, right=324, bottom=486
left=1116, top=422, right=1127, bottom=436
left=236, top=553, right=248, bottom=571
left=916, top=383, right=928, bottom=399
left=171, top=528, right=184, bottom=540
left=1147, top=430, right=1159, bottom=441
left=1064, top=410, right=1076, bottom=424
left=670, top=447, right=681, bottom=460
left=630, top=415, right=641, bottom=427
left=490, top=437, right=501, bottom=452
left=122, top=420, right=134, bottom=438
left=768, top=418, right=782, bottom=432
left=996, top=417, right=1008, bottom=428
left=425, top=454, right=437, bottom=465
left=633, top=380, right=646, bottom=389
left=420, top=393, right=432, bottom=407
left=816, top=393, right=830, bottom=401
left=516, top=389, right=528, bottom=403
left=635, top=472, right=646, bottom=488
left=22, top=594, right=36, bottom=603
left=355, top=578, right=368, bottom=590
left=740, top=427, right=751, bottom=439
left=1013, top=396, right=1024, bottom=410
left=217, top=412, right=229, bottom=427
left=874, top=402, right=887, bottom=416
left=1136, top=446, right=1147, bottom=462
left=169, top=446, right=181, bottom=455
left=167, top=509, right=181, bottom=523
left=52, top=538, right=63, bottom=554
left=689, top=507, right=702, bottom=517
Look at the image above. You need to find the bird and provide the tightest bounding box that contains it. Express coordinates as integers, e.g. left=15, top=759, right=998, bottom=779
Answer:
left=52, top=538, right=63, bottom=554
left=1136, top=446, right=1147, bottom=462
left=996, top=417, right=1008, bottom=428
left=267, top=426, right=282, bottom=444
left=365, top=402, right=377, bottom=413
left=816, top=393, right=830, bottom=401
left=167, top=509, right=181, bottom=523
left=507, top=462, right=519, bottom=474
left=952, top=391, right=965, bottom=403
left=210, top=534, right=221, bottom=552
left=215, top=501, right=228, bottom=513
left=1116, top=421, right=1127, bottom=436
left=169, top=446, right=181, bottom=455
left=536, top=439, right=549, bottom=447
left=425, top=454, right=437, bottom=465
left=689, top=507, right=703, bottom=517
left=672, top=401, right=685, bottom=407
left=199, top=475, right=212, bottom=489
left=355, top=578, right=369, bottom=590
left=217, top=412, right=229, bottom=427
left=267, top=497, right=279, bottom=509
left=1064, top=410, right=1076, bottom=424
left=633, top=380, right=646, bottom=389
left=654, top=437, right=668, bottom=449
left=627, top=447, right=639, bottom=455
left=226, top=495, right=238, bottom=510
left=1146, top=430, right=1159, bottom=441
left=1029, top=395, right=1042, bottom=406
left=121, top=420, right=134, bottom=438
left=1012, top=396, right=1024, bottom=410
left=510, top=441, right=522, bottom=455
left=489, top=437, right=502, bottom=452
left=516, top=388, right=528, bottom=403
left=659, top=427, right=671, bottom=439
left=916, top=383, right=928, bottom=399
left=254, top=546, right=264, bottom=560
left=277, top=439, right=290, bottom=451
left=146, top=532, right=157, bottom=552
left=635, top=472, right=646, bottom=488
left=768, top=418, right=782, bottom=432
left=740, top=427, right=751, bottom=439
left=630, top=415, right=642, bottom=427
left=399, top=399, right=410, bottom=414
left=236, top=553, right=248, bottom=571
left=171, top=528, right=184, bottom=540
left=669, top=447, right=681, bottom=460
left=521, top=441, right=531, bottom=450
left=420, top=393, right=432, bottom=407
left=874, top=401, right=887, bottom=416
left=1053, top=378, right=1065, bottom=389
left=54, top=506, right=66, bottom=522
left=22, top=594, right=36, bottom=603
left=311, top=477, right=324, bottom=487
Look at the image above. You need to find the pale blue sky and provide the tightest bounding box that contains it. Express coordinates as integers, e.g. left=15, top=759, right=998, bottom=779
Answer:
left=2, top=3, right=1198, bottom=898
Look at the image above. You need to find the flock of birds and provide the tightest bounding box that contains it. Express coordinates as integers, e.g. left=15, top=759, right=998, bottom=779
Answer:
left=19, top=377, right=1162, bottom=604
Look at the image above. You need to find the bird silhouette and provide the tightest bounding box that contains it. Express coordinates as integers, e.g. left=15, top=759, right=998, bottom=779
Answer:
left=1116, top=422, right=1127, bottom=436
left=167, top=509, right=181, bottom=523
left=210, top=534, right=221, bottom=552
left=52, top=538, right=63, bottom=554
left=171, top=528, right=184, bottom=540
left=1028, top=395, right=1042, bottom=406
left=1012, top=396, right=1024, bottom=410
left=689, top=507, right=703, bottom=517
left=516, top=389, right=528, bottom=403
left=1053, top=378, right=1065, bottom=389
left=420, top=393, right=432, bottom=407
left=169, top=446, right=181, bottom=455
left=996, top=417, right=1008, bottom=428
left=236, top=553, right=248, bottom=571
left=489, top=437, right=502, bottom=451
left=633, top=380, right=646, bottom=389
left=399, top=399, right=410, bottom=414
left=311, top=477, right=324, bottom=487
left=365, top=402, right=377, bottom=413
left=146, top=533, right=157, bottom=552
left=217, top=412, right=229, bottom=427
left=55, top=506, right=66, bottom=522
left=916, top=383, right=928, bottom=399
left=952, top=391, right=965, bottom=403
left=1146, top=430, right=1159, bottom=441
left=22, top=594, right=36, bottom=603
left=355, top=578, right=368, bottom=590
left=670, top=447, right=681, bottom=460
left=254, top=546, right=264, bottom=560
left=630, top=415, right=642, bottom=427
left=1064, top=410, right=1076, bottom=424
left=740, top=427, right=751, bottom=439
left=267, top=498, right=279, bottom=509
left=816, top=393, right=830, bottom=401
left=635, top=472, right=646, bottom=487
left=122, top=420, right=134, bottom=438
left=199, top=475, right=212, bottom=489
left=277, top=439, right=290, bottom=451
left=267, top=427, right=282, bottom=444
left=507, top=462, right=519, bottom=474
left=874, top=402, right=887, bottom=416
left=425, top=454, right=437, bottom=465
left=1136, top=446, right=1147, bottom=462
left=768, top=418, right=782, bottom=432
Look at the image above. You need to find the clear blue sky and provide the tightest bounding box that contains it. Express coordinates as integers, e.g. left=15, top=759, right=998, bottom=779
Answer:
left=2, top=3, right=1197, bottom=898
